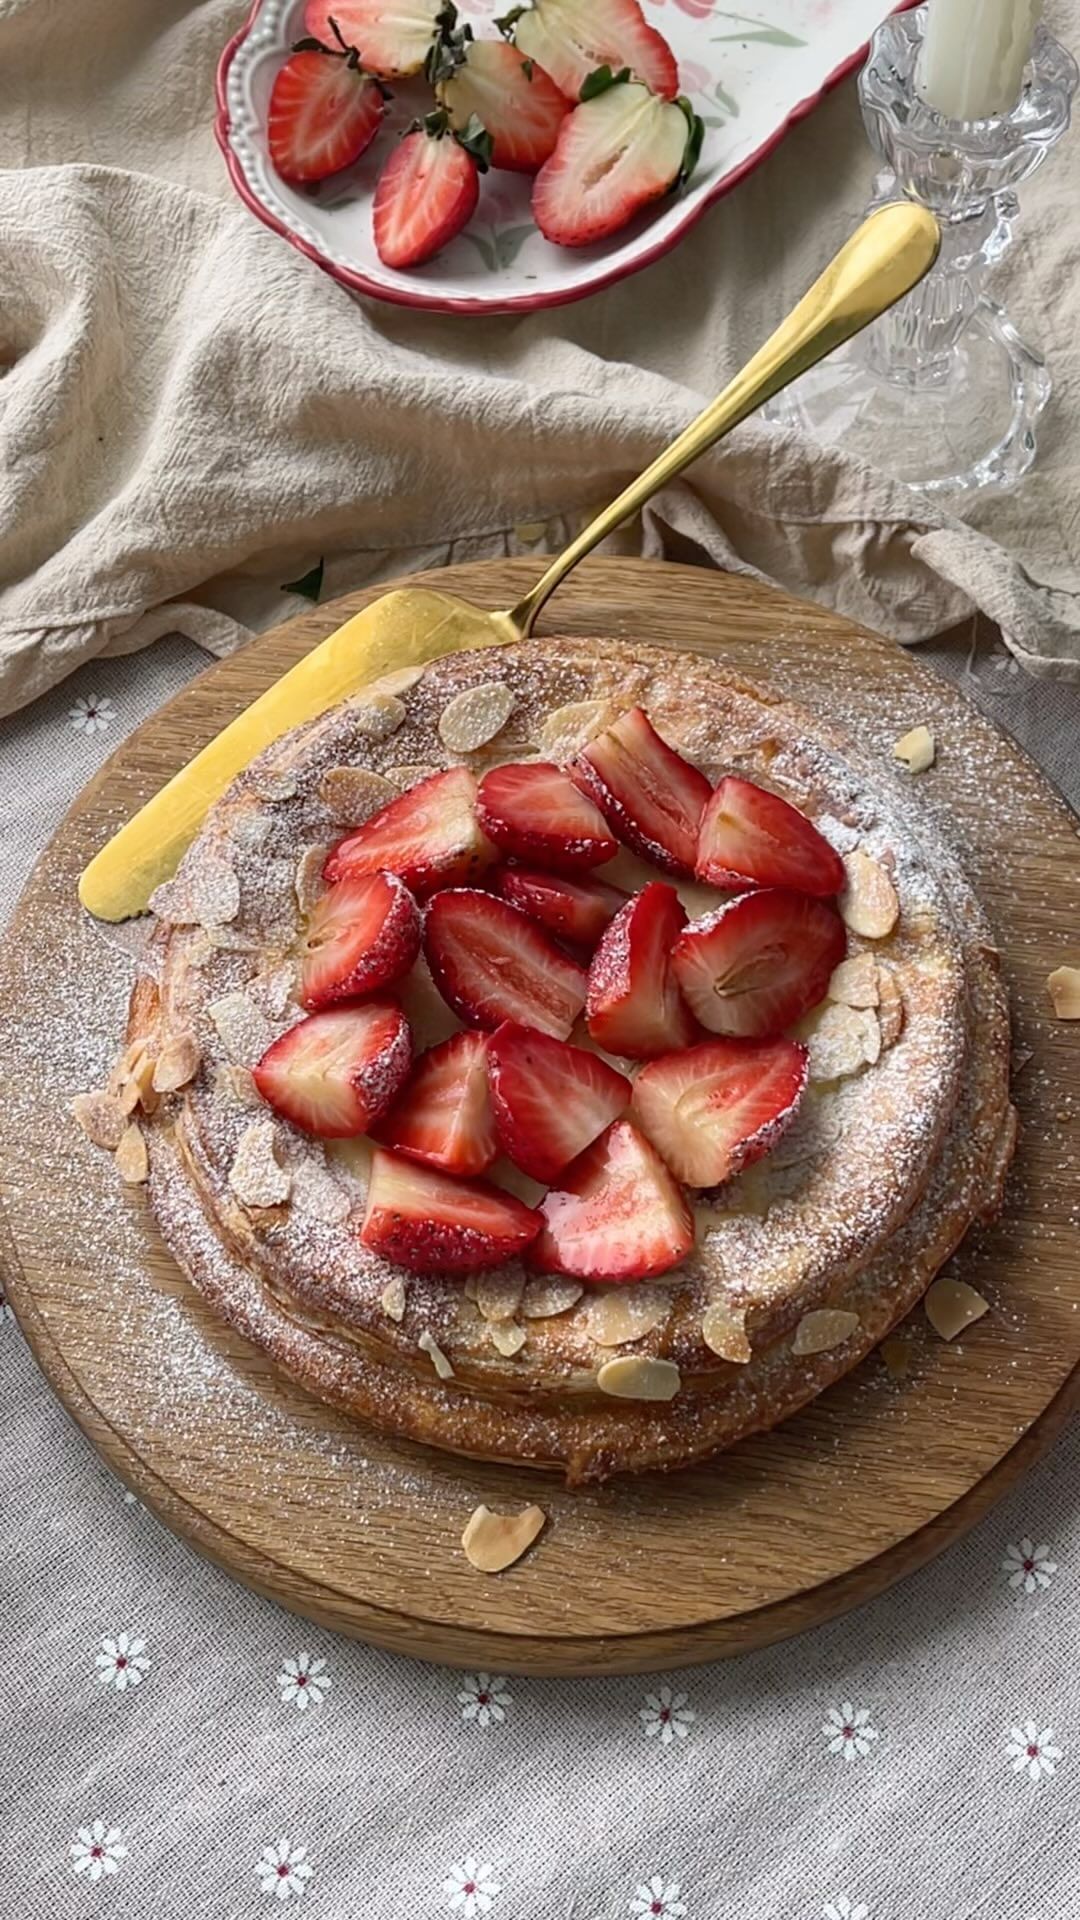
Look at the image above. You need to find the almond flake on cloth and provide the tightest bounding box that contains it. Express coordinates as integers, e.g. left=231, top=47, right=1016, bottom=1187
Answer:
left=893, top=724, right=936, bottom=773
left=840, top=849, right=900, bottom=939
left=438, top=681, right=516, bottom=753
left=318, top=766, right=397, bottom=825
left=461, top=1503, right=546, bottom=1573
left=207, top=992, right=274, bottom=1067
left=228, top=1119, right=291, bottom=1208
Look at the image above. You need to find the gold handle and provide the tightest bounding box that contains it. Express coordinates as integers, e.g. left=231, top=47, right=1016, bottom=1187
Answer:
left=507, top=201, right=940, bottom=638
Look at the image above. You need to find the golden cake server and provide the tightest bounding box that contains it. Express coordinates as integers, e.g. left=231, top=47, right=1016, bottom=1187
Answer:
left=79, top=201, right=939, bottom=921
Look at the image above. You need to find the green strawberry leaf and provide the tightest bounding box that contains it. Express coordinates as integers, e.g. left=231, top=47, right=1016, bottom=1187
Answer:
left=579, top=64, right=632, bottom=102
left=676, top=99, right=706, bottom=188
left=494, top=6, right=525, bottom=38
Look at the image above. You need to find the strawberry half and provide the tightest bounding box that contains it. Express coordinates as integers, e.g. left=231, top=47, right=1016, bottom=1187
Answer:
left=503, top=0, right=679, bottom=102
left=696, top=775, right=845, bottom=897
left=437, top=36, right=568, bottom=172
left=586, top=880, right=697, bottom=1058
left=494, top=866, right=627, bottom=953
left=299, top=871, right=421, bottom=1009
left=268, top=43, right=387, bottom=184
left=360, top=1147, right=541, bottom=1272
left=324, top=767, right=493, bottom=896
left=424, top=889, right=587, bottom=1038
left=375, top=1030, right=496, bottom=1175
left=532, top=77, right=701, bottom=249
left=573, top=707, right=711, bottom=878
left=477, top=761, right=617, bottom=872
left=488, top=1021, right=630, bottom=1182
left=672, top=890, right=846, bottom=1040
left=253, top=1002, right=411, bottom=1138
left=530, top=1119, right=693, bottom=1282
left=304, top=0, right=447, bottom=78
left=632, top=1037, right=809, bottom=1189
left=373, top=111, right=490, bottom=269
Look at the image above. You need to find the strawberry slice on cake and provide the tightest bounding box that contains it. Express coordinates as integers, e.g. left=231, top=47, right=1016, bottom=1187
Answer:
left=487, top=1022, right=630, bottom=1182
left=632, top=1037, right=809, bottom=1189
left=672, top=890, right=846, bottom=1039
left=477, top=761, right=618, bottom=872
left=299, top=871, right=421, bottom=1009
left=530, top=1119, right=693, bottom=1282
left=572, top=706, right=711, bottom=877
left=325, top=767, right=493, bottom=896
left=424, top=888, right=587, bottom=1038
left=375, top=1031, right=496, bottom=1175
left=586, top=880, right=697, bottom=1058
left=494, top=866, right=628, bottom=954
left=254, top=1002, right=412, bottom=1137
left=360, top=1148, right=541, bottom=1272
left=696, top=775, right=845, bottom=897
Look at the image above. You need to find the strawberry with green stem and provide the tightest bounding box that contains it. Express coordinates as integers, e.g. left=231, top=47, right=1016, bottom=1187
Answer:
left=303, top=0, right=456, bottom=81
left=268, top=22, right=390, bottom=184
left=373, top=110, right=492, bottom=269
left=429, top=21, right=569, bottom=173
left=497, top=0, right=679, bottom=103
left=533, top=70, right=703, bottom=249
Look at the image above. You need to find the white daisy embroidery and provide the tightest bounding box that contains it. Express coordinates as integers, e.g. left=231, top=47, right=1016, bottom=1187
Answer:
left=69, top=693, right=116, bottom=736
left=70, top=1820, right=128, bottom=1880
left=1002, top=1539, right=1057, bottom=1595
left=629, top=1876, right=688, bottom=1917
left=95, top=1632, right=150, bottom=1691
left=256, top=1838, right=313, bottom=1901
left=277, top=1653, right=331, bottom=1710
left=1006, top=1722, right=1063, bottom=1783
left=458, top=1673, right=512, bottom=1728
left=824, top=1901, right=870, bottom=1920
left=822, top=1703, right=878, bottom=1761
left=443, top=1857, right=500, bottom=1916
left=640, top=1686, right=696, bottom=1745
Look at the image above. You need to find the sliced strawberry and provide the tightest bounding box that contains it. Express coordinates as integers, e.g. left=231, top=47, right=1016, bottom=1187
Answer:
left=437, top=36, right=568, bottom=172
left=253, top=1002, right=411, bottom=1138
left=304, top=0, right=446, bottom=78
left=573, top=707, right=711, bottom=878
left=488, top=1021, right=630, bottom=1182
left=268, top=44, right=386, bottom=184
left=632, top=1037, right=809, bottom=1189
left=504, top=0, right=679, bottom=102
left=424, top=889, right=587, bottom=1038
left=494, top=866, right=627, bottom=953
left=672, top=890, right=846, bottom=1040
left=477, top=761, right=617, bottom=872
left=324, top=767, right=493, bottom=896
left=373, top=112, right=489, bottom=269
left=360, top=1147, right=541, bottom=1272
left=299, top=871, right=420, bottom=1009
left=532, top=78, right=700, bottom=249
left=696, top=775, right=845, bottom=897
left=375, top=1031, right=496, bottom=1175
left=586, top=881, right=697, bottom=1058
left=530, top=1119, right=692, bottom=1282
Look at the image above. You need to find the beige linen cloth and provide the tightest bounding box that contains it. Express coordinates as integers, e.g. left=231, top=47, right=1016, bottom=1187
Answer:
left=2, top=0, right=1080, bottom=721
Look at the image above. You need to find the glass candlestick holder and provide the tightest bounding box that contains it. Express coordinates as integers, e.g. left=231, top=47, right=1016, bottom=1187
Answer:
left=766, top=6, right=1077, bottom=499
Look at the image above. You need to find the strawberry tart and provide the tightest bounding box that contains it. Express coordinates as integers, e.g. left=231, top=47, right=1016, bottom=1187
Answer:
left=92, top=638, right=1016, bottom=1482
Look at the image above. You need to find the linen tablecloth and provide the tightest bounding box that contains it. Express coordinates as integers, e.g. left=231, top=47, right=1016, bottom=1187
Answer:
left=1, top=623, right=1078, bottom=1919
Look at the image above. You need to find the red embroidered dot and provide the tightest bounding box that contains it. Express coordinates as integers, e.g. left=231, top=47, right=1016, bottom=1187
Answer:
left=477, top=1692, right=489, bottom=1705
left=297, top=1675, right=308, bottom=1687
left=1027, top=1743, right=1039, bottom=1758
left=1023, top=1559, right=1035, bottom=1572
left=659, top=1708, right=671, bottom=1722
left=843, top=1725, right=854, bottom=1738
left=464, top=1883, right=476, bottom=1896
left=651, top=1904, right=663, bottom=1915
left=91, top=1847, right=103, bottom=1860
left=115, top=1656, right=127, bottom=1669
left=277, top=1864, right=290, bottom=1878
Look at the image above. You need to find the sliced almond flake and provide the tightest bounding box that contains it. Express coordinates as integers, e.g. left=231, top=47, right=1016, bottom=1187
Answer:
left=228, top=1119, right=291, bottom=1208
left=584, top=1284, right=671, bottom=1348
left=1047, top=965, right=1080, bottom=1019
left=294, top=843, right=330, bottom=914
left=365, top=664, right=425, bottom=699
left=318, top=766, right=397, bottom=825
left=520, top=1278, right=584, bottom=1319
left=462, top=1502, right=546, bottom=1574
left=380, top=1276, right=407, bottom=1322
left=228, top=810, right=273, bottom=852
left=214, top=1063, right=264, bottom=1110
left=701, top=1299, right=752, bottom=1363
left=119, top=1050, right=159, bottom=1115
left=474, top=1274, right=525, bottom=1323
left=488, top=1321, right=527, bottom=1358
left=792, top=1308, right=860, bottom=1356
left=350, top=692, right=407, bottom=740
left=438, top=680, right=516, bottom=754
left=107, top=1040, right=145, bottom=1098
left=183, top=852, right=241, bottom=928
left=208, top=991, right=273, bottom=1067
left=290, top=1156, right=352, bottom=1224
left=840, top=849, right=900, bottom=940
left=595, top=1354, right=681, bottom=1401
left=186, top=931, right=214, bottom=968
left=114, top=1122, right=149, bottom=1185
left=249, top=960, right=296, bottom=1021
left=418, top=1329, right=454, bottom=1380
left=879, top=1333, right=913, bottom=1379
left=147, top=878, right=185, bottom=922
left=462, top=1275, right=480, bottom=1304
left=815, top=814, right=863, bottom=855
left=206, top=925, right=259, bottom=952
left=801, top=1002, right=881, bottom=1083
left=71, top=1090, right=127, bottom=1151
left=827, top=953, right=880, bottom=1009
left=893, top=724, right=936, bottom=774
left=924, top=1276, right=989, bottom=1341
left=152, top=1033, right=201, bottom=1093
left=384, top=762, right=441, bottom=791
left=876, top=967, right=905, bottom=1048
left=250, top=767, right=299, bottom=802
left=537, top=698, right=611, bottom=758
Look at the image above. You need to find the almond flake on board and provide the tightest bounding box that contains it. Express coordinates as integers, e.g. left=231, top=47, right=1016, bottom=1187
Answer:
left=584, top=1285, right=671, bottom=1348
left=879, top=1333, right=913, bottom=1379
left=792, top=1308, right=860, bottom=1356
left=438, top=681, right=516, bottom=754
left=827, top=953, right=880, bottom=1009
left=520, top=1277, right=584, bottom=1319
left=418, top=1330, right=454, bottom=1379
left=876, top=967, right=905, bottom=1048
left=474, top=1274, right=525, bottom=1322
left=208, top=992, right=274, bottom=1067
left=924, top=1276, right=989, bottom=1341
left=893, top=724, right=936, bottom=774
left=71, top=1090, right=127, bottom=1152
left=488, top=1321, right=527, bottom=1358
left=595, top=1354, right=681, bottom=1401
left=701, top=1299, right=752, bottom=1364
left=1047, top=965, right=1080, bottom=1019
left=380, top=1276, right=407, bottom=1322
left=840, top=850, right=900, bottom=940
left=462, top=1502, right=546, bottom=1573
left=318, top=766, right=397, bottom=825
left=114, top=1122, right=149, bottom=1185
left=228, top=1120, right=291, bottom=1209
left=294, top=843, right=330, bottom=914
left=351, top=692, right=407, bottom=740
left=152, top=1033, right=201, bottom=1093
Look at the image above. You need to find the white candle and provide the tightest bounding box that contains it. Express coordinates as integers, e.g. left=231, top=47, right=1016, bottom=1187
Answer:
left=917, top=0, right=1043, bottom=120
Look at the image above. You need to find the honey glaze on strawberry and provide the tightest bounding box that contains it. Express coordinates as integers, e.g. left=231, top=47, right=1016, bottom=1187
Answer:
left=130, top=637, right=999, bottom=1458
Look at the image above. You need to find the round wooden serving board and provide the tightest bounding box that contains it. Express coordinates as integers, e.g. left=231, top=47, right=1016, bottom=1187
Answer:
left=2, top=558, right=1078, bottom=1675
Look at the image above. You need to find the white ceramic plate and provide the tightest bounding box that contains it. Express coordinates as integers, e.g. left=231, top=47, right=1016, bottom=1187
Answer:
left=216, top=0, right=911, bottom=314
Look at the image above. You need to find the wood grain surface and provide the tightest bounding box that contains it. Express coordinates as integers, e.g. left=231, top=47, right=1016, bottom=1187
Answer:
left=2, top=556, right=1078, bottom=1676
